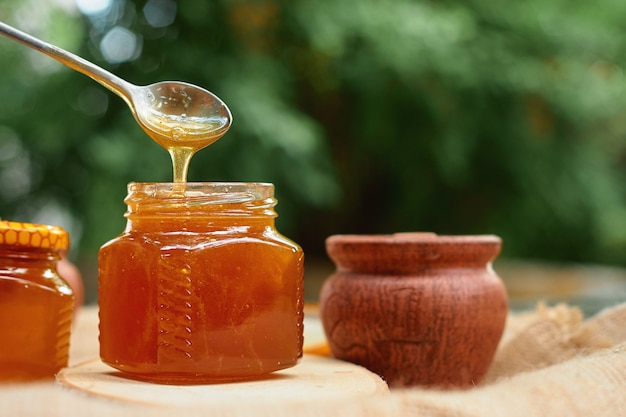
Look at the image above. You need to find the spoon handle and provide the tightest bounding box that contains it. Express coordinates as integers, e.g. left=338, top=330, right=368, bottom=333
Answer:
left=0, top=20, right=134, bottom=103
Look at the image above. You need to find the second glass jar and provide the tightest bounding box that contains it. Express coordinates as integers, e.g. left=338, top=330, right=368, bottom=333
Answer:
left=98, top=182, right=304, bottom=383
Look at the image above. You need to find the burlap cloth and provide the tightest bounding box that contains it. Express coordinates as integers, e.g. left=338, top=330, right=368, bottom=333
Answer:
left=2, top=302, right=625, bottom=416
left=381, top=302, right=626, bottom=417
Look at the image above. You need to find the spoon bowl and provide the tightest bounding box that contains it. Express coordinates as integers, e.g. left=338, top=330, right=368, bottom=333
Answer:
left=133, top=81, right=232, bottom=148
left=0, top=20, right=232, bottom=182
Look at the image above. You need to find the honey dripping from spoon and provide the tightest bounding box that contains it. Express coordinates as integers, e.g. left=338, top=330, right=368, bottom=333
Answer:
left=0, top=21, right=232, bottom=184
left=137, top=83, right=232, bottom=183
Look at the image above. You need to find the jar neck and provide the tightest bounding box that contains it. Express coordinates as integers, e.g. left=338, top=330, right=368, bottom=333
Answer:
left=123, top=182, right=278, bottom=231
left=0, top=246, right=61, bottom=268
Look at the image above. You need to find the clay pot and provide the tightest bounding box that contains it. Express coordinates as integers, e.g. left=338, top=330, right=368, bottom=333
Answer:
left=319, top=232, right=508, bottom=388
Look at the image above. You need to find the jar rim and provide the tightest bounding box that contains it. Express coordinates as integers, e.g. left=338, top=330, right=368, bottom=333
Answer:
left=129, top=182, right=274, bottom=187
left=124, top=182, right=277, bottom=214
left=129, top=181, right=273, bottom=191
left=127, top=182, right=275, bottom=201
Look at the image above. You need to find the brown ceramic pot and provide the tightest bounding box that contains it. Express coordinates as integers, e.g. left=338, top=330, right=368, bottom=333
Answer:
left=319, top=232, right=508, bottom=388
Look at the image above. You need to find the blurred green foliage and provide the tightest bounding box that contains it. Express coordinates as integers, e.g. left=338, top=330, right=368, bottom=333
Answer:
left=0, top=0, right=625, bottom=267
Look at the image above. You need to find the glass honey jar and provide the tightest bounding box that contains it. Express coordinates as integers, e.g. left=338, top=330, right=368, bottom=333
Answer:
left=0, top=220, right=74, bottom=381
left=98, top=182, right=305, bottom=383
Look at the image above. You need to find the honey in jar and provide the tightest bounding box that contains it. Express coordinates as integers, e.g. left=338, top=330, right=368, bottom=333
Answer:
left=98, top=182, right=304, bottom=383
left=0, top=221, right=74, bottom=381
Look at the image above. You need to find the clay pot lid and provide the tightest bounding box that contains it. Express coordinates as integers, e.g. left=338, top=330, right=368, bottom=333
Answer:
left=326, top=232, right=502, bottom=274
left=327, top=232, right=501, bottom=245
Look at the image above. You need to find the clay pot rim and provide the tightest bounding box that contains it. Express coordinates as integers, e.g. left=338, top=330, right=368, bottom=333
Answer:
left=326, top=232, right=501, bottom=246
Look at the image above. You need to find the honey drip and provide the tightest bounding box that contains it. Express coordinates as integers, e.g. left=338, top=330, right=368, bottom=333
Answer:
left=137, top=86, right=230, bottom=183
left=0, top=22, right=231, bottom=184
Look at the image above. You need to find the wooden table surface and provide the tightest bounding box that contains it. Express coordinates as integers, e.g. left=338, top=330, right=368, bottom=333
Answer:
left=3, top=260, right=625, bottom=416
left=0, top=306, right=388, bottom=416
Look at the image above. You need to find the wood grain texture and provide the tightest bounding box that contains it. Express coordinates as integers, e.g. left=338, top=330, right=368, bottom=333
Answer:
left=57, top=354, right=388, bottom=407
left=320, top=233, right=508, bottom=388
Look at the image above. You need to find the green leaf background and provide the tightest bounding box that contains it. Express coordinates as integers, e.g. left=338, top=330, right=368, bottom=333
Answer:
left=1, top=0, right=625, bottom=300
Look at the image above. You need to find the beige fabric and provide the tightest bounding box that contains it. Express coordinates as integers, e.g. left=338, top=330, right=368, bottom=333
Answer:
left=2, top=303, right=625, bottom=416
left=385, top=302, right=626, bottom=417
left=486, top=303, right=591, bottom=381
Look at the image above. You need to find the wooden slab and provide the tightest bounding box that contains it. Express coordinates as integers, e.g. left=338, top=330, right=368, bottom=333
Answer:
left=57, top=355, right=388, bottom=408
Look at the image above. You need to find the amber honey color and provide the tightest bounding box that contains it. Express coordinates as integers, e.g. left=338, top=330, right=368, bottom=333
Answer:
left=98, top=183, right=304, bottom=383
left=0, top=221, right=74, bottom=381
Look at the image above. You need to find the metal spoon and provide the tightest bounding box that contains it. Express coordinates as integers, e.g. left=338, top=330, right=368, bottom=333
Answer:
left=0, top=21, right=232, bottom=183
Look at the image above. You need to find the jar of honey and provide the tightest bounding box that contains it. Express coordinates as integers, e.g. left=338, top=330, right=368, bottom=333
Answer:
left=0, top=221, right=74, bottom=381
left=98, top=182, right=305, bottom=383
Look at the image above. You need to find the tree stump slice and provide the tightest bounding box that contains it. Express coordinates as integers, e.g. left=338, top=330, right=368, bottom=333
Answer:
left=57, top=355, right=388, bottom=408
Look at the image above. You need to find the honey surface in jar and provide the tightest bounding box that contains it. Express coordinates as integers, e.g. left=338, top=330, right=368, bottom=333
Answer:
left=0, top=221, right=74, bottom=381
left=98, top=182, right=304, bottom=383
